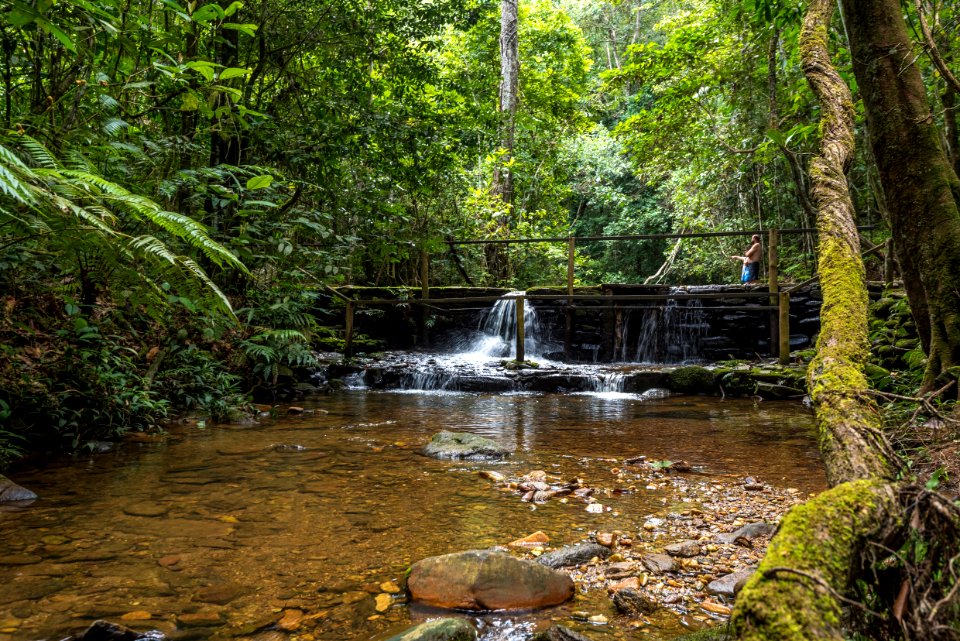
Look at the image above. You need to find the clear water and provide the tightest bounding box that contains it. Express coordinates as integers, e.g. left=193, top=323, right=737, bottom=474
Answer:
left=0, top=392, right=824, bottom=641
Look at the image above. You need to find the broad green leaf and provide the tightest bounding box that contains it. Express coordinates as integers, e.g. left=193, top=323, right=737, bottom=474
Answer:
left=185, top=61, right=217, bottom=82
left=246, top=175, right=273, bottom=190
left=218, top=67, right=251, bottom=81
left=222, top=1, right=243, bottom=16
left=222, top=22, right=257, bottom=37
left=191, top=3, right=225, bottom=23
left=36, top=17, right=76, bottom=52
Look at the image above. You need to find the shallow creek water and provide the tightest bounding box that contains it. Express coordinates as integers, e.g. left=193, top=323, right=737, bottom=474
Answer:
left=0, top=391, right=825, bottom=641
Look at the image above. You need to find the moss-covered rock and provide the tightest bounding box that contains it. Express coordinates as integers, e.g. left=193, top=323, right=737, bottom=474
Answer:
left=667, top=366, right=717, bottom=394
left=381, top=619, right=477, bottom=641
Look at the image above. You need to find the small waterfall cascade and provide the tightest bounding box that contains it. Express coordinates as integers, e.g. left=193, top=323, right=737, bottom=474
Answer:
left=401, top=367, right=454, bottom=391
left=589, top=372, right=626, bottom=393
left=620, top=292, right=709, bottom=363
left=466, top=291, right=544, bottom=360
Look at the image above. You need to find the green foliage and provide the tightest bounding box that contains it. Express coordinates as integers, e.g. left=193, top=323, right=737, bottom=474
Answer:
left=152, top=346, right=249, bottom=422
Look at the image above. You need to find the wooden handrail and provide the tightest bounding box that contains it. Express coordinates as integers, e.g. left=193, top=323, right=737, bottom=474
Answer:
left=445, top=226, right=876, bottom=246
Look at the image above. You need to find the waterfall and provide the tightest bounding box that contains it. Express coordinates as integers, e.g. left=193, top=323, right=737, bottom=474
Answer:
left=464, top=291, right=544, bottom=360
left=590, top=372, right=626, bottom=393
left=621, top=292, right=708, bottom=363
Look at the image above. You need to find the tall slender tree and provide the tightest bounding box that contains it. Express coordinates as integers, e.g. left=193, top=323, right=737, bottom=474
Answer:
left=492, top=0, right=519, bottom=209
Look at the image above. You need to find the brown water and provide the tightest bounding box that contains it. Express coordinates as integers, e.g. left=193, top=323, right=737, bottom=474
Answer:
left=0, top=391, right=825, bottom=641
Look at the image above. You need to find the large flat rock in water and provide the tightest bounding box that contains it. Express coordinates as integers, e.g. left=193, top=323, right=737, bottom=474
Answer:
left=423, top=432, right=510, bottom=460
left=407, top=549, right=574, bottom=610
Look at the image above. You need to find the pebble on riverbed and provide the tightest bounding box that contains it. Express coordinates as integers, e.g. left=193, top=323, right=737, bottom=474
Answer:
left=483, top=458, right=808, bottom=624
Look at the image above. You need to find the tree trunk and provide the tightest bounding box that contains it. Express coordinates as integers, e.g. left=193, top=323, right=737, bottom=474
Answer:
left=943, top=88, right=960, bottom=177
left=492, top=0, right=519, bottom=209
left=732, top=2, right=897, bottom=637
left=487, top=0, right=519, bottom=282
left=840, top=0, right=960, bottom=390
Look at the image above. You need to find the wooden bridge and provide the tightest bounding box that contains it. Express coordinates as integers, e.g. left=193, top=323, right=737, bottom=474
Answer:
left=329, top=227, right=892, bottom=363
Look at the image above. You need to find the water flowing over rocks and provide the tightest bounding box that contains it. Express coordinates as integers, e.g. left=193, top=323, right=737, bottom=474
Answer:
left=406, top=549, right=575, bottom=610
left=423, top=431, right=511, bottom=460
left=381, top=618, right=477, bottom=641
left=68, top=620, right=167, bottom=641
left=0, top=475, right=37, bottom=503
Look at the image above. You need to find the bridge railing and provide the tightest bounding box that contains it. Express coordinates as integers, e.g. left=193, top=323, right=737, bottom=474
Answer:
left=332, top=227, right=889, bottom=365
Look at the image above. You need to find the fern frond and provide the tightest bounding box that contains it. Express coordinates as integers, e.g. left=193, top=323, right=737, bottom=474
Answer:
left=175, top=256, right=236, bottom=320
left=129, top=235, right=179, bottom=265
left=18, top=136, right=60, bottom=169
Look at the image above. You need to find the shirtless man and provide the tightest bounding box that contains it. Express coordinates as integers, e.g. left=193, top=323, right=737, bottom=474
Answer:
left=730, top=234, right=762, bottom=283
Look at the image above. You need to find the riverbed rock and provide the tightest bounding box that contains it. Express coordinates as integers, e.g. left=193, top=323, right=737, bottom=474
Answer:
left=612, top=588, right=659, bottom=616
left=77, top=620, right=166, bottom=640
left=640, top=553, right=676, bottom=574
left=665, top=541, right=701, bottom=558
left=509, top=531, right=550, bottom=548
left=537, top=543, right=612, bottom=569
left=422, top=432, right=510, bottom=460
left=717, top=521, right=776, bottom=544
left=407, top=549, right=574, bottom=610
left=707, top=568, right=756, bottom=597
left=532, top=625, right=594, bottom=641
left=0, top=475, right=38, bottom=503
left=383, top=618, right=477, bottom=641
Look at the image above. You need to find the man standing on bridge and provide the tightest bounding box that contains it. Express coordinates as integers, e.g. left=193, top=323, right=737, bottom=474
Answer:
left=730, top=234, right=762, bottom=283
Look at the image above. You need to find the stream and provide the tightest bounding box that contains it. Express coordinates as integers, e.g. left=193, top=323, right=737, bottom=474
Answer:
left=0, top=390, right=824, bottom=641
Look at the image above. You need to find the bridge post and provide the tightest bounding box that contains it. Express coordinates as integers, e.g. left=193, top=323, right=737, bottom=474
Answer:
left=778, top=291, right=791, bottom=365
left=768, top=228, right=780, bottom=356
left=883, top=238, right=894, bottom=286
left=344, top=301, right=355, bottom=358
left=419, top=247, right=430, bottom=346
left=515, top=295, right=525, bottom=363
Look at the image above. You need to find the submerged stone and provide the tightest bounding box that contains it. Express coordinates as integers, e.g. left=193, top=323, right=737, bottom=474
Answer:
left=532, top=625, right=594, bottom=641
left=537, top=543, right=611, bottom=569
left=612, top=588, right=659, bottom=616
left=382, top=618, right=477, bottom=641
left=407, top=549, right=574, bottom=610
left=423, top=431, right=510, bottom=460
left=0, top=475, right=38, bottom=503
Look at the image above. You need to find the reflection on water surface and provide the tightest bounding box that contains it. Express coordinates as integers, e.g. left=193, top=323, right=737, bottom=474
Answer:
left=0, top=392, right=824, bottom=641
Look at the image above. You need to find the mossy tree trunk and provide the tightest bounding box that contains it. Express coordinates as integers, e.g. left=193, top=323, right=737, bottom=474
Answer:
left=732, top=3, right=898, bottom=638
left=840, top=0, right=960, bottom=390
